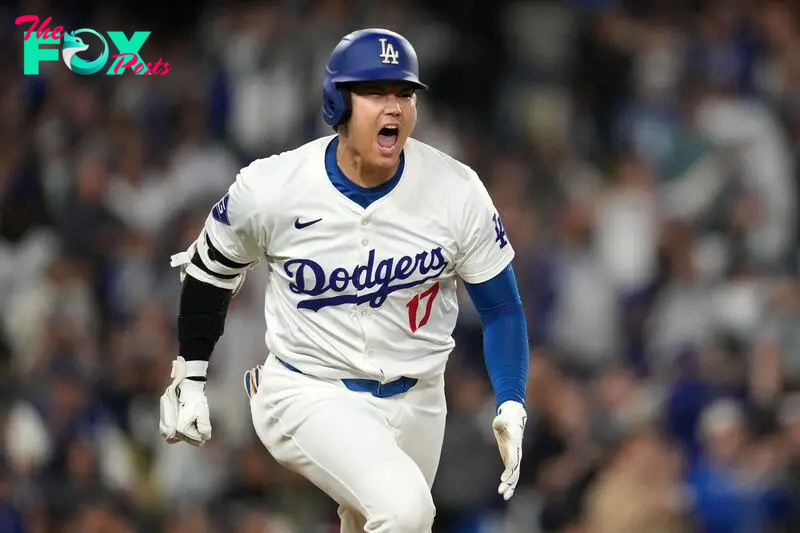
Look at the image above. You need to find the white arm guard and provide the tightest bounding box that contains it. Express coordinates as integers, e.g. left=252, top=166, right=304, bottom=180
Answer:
left=170, top=230, right=259, bottom=296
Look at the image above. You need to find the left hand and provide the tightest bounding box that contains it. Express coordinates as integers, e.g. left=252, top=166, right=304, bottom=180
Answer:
left=492, top=400, right=527, bottom=500
left=159, top=356, right=212, bottom=446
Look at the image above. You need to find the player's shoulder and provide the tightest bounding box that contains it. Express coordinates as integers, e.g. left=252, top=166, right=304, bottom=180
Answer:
left=405, top=138, right=482, bottom=187
left=237, top=136, right=333, bottom=192
left=404, top=138, right=489, bottom=206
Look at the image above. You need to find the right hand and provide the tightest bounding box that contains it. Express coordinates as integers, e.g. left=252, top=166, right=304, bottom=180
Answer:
left=159, top=356, right=212, bottom=446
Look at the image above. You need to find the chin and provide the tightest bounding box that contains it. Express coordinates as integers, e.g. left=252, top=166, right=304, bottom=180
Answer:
left=373, top=140, right=404, bottom=166
left=373, top=152, right=400, bottom=166
left=368, top=154, right=401, bottom=172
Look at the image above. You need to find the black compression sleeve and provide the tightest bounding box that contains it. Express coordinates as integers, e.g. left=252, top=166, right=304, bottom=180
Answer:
left=178, top=275, right=233, bottom=361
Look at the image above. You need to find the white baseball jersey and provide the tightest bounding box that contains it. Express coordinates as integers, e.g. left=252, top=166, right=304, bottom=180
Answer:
left=175, top=135, right=514, bottom=383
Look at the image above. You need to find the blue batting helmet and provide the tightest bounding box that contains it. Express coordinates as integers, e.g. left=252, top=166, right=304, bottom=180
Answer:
left=322, top=28, right=427, bottom=128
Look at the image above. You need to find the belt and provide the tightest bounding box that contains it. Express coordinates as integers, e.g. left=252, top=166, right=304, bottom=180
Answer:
left=276, top=357, right=418, bottom=398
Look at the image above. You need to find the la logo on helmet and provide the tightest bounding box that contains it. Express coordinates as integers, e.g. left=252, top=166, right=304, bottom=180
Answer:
left=379, top=38, right=400, bottom=65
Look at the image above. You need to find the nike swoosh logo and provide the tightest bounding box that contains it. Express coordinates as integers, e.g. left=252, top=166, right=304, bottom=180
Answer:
left=294, top=217, right=322, bottom=229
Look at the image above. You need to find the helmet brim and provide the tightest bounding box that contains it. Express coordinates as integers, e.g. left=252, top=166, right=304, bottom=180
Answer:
left=330, top=67, right=428, bottom=90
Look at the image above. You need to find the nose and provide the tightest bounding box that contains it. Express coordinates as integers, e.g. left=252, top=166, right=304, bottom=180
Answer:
left=384, top=94, right=402, bottom=116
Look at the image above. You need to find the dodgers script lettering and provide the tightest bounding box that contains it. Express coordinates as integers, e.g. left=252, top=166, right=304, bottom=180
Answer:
left=284, top=247, right=448, bottom=311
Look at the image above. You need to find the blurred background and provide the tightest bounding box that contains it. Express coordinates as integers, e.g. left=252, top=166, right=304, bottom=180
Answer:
left=3, top=0, right=800, bottom=531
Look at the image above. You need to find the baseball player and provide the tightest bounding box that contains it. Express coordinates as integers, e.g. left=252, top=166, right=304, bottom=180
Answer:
left=159, top=28, right=529, bottom=533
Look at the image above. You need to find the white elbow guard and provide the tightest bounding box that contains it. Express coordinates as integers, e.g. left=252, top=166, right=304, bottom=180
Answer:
left=170, top=231, right=259, bottom=297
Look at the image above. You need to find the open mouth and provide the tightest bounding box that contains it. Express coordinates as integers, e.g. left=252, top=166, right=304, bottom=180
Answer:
left=377, top=125, right=399, bottom=152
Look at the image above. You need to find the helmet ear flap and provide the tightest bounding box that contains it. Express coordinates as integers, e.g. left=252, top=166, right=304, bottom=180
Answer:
left=337, top=88, right=352, bottom=126
left=322, top=78, right=352, bottom=128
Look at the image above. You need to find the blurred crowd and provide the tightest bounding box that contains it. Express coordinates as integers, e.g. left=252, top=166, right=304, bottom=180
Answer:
left=2, top=0, right=800, bottom=532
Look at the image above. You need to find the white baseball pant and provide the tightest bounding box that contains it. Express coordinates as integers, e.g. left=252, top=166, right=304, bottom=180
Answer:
left=249, top=353, right=447, bottom=533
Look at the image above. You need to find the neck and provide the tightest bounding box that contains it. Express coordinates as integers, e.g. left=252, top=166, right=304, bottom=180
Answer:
left=337, top=135, right=398, bottom=188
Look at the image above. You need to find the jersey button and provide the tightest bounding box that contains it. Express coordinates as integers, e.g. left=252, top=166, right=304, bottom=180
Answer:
left=361, top=218, right=369, bottom=226
left=361, top=239, right=369, bottom=246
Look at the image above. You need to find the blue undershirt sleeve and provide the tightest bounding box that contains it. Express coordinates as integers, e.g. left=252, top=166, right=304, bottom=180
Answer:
left=463, top=264, right=529, bottom=409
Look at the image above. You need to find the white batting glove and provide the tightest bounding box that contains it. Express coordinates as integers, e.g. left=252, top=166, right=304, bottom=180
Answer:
left=492, top=400, right=527, bottom=500
left=159, top=356, right=212, bottom=446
